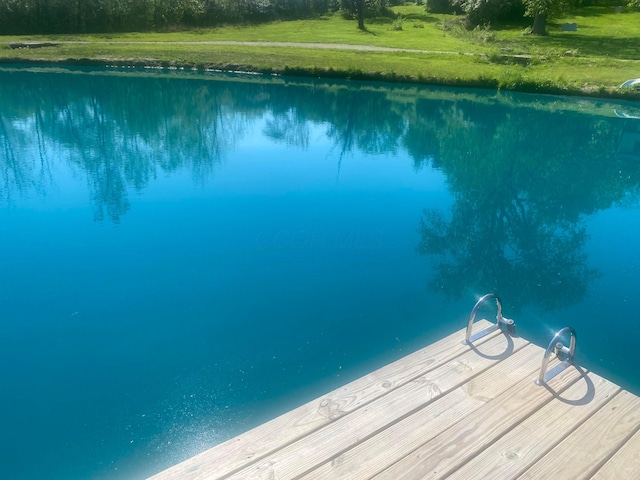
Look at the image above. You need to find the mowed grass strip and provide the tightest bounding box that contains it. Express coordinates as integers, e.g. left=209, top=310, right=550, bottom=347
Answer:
left=0, top=2, right=638, bottom=97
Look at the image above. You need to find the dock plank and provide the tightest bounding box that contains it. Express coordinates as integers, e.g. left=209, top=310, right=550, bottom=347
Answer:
left=371, top=349, right=585, bottom=480
left=592, top=427, right=640, bottom=479
left=149, top=320, right=500, bottom=480
left=224, top=332, right=529, bottom=480
left=445, top=372, right=620, bottom=480
left=518, top=390, right=640, bottom=479
left=148, top=320, right=640, bottom=480
left=300, top=343, right=543, bottom=480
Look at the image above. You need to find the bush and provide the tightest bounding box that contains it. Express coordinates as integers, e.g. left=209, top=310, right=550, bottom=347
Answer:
left=426, top=0, right=463, bottom=13
left=391, top=13, right=404, bottom=29
left=462, top=0, right=517, bottom=28
left=442, top=0, right=524, bottom=29
left=439, top=16, right=496, bottom=41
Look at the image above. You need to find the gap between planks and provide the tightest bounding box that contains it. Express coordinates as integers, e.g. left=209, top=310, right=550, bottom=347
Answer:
left=149, top=320, right=506, bottom=479
left=149, top=321, right=640, bottom=480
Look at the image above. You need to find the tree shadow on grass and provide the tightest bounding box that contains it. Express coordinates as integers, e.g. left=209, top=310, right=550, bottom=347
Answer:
left=493, top=17, right=532, bottom=31
left=368, top=12, right=439, bottom=25
left=533, top=33, right=639, bottom=60
left=367, top=16, right=396, bottom=25
left=314, top=14, right=337, bottom=21
left=403, top=13, right=440, bottom=24
left=562, top=5, right=636, bottom=18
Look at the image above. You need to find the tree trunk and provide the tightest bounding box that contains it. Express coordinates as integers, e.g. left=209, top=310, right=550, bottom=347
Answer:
left=357, top=0, right=365, bottom=30
left=531, top=13, right=547, bottom=36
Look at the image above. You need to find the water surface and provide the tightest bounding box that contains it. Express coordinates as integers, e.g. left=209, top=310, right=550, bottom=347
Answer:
left=1, top=66, right=640, bottom=479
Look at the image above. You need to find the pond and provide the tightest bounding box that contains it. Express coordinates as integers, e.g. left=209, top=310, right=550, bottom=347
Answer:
left=1, top=66, right=640, bottom=479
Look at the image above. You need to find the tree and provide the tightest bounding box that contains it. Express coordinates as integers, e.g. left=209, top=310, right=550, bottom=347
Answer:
left=339, top=0, right=391, bottom=31
left=357, top=0, right=365, bottom=29
left=523, top=0, right=570, bottom=35
left=340, top=0, right=366, bottom=29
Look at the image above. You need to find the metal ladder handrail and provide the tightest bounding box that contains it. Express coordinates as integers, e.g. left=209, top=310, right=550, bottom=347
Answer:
left=535, top=326, right=577, bottom=385
left=462, top=293, right=515, bottom=345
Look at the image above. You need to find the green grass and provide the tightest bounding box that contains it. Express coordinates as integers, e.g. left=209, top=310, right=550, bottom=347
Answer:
left=1, top=2, right=639, bottom=98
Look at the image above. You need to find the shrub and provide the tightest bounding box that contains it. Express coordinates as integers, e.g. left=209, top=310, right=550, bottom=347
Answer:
left=426, top=0, right=463, bottom=13
left=391, top=13, right=404, bottom=29
left=462, top=0, right=519, bottom=28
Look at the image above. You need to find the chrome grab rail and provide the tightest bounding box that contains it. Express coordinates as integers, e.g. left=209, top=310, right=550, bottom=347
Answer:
left=462, top=293, right=516, bottom=345
left=535, top=326, right=577, bottom=385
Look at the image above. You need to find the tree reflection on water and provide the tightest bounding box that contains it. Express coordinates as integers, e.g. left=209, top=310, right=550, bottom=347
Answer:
left=413, top=101, right=640, bottom=311
left=1, top=67, right=639, bottom=311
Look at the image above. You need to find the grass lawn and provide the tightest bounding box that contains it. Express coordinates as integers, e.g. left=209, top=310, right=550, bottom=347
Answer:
left=0, top=1, right=638, bottom=98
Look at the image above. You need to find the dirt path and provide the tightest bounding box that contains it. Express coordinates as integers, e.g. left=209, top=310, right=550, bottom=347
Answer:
left=5, top=39, right=466, bottom=56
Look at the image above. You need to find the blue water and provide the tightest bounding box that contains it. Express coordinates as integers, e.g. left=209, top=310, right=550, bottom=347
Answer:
left=1, top=66, right=640, bottom=479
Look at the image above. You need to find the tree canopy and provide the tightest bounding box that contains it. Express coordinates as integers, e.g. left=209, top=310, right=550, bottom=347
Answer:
left=0, top=0, right=337, bottom=34
left=1, top=0, right=635, bottom=35
left=0, top=0, right=402, bottom=34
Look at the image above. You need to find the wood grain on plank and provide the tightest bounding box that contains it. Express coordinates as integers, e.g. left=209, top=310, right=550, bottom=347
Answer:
left=591, top=427, right=640, bottom=479
left=148, top=320, right=501, bottom=480
left=371, top=353, right=585, bottom=480
left=445, top=372, right=620, bottom=480
left=300, top=343, right=543, bottom=480
left=518, top=390, right=640, bottom=479
left=224, top=333, right=529, bottom=480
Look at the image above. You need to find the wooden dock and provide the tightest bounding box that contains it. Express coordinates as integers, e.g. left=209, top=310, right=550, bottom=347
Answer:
left=149, top=319, right=640, bottom=479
